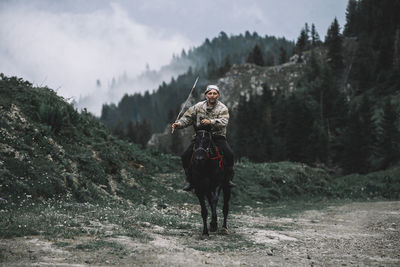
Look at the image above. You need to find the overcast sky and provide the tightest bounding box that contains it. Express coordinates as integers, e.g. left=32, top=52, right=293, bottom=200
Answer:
left=0, top=0, right=348, bottom=104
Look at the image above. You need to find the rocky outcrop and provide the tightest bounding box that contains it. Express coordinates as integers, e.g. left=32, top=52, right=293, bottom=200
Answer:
left=217, top=48, right=327, bottom=111
left=217, top=60, right=304, bottom=110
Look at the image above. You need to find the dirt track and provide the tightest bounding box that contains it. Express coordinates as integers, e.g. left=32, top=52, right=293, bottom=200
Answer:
left=1, top=201, right=400, bottom=266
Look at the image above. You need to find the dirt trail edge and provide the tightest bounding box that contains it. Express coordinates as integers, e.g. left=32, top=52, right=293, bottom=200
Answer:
left=2, top=201, right=400, bottom=266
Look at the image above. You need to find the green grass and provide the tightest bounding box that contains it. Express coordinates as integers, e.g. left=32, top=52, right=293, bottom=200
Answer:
left=332, top=167, right=400, bottom=199
left=0, top=196, right=195, bottom=240
left=75, top=240, right=126, bottom=254
left=231, top=160, right=400, bottom=210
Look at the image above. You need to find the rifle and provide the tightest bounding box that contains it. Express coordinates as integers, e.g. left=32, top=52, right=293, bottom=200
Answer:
left=171, top=76, right=199, bottom=133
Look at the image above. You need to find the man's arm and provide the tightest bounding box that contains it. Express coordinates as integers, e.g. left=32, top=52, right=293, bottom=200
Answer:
left=209, top=108, right=229, bottom=130
left=173, top=105, right=196, bottom=129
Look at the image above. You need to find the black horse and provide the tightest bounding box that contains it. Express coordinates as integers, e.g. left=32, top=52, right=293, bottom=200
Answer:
left=190, top=129, right=231, bottom=236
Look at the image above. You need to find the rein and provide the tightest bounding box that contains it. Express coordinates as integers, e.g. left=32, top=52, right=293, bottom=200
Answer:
left=192, top=130, right=224, bottom=170
left=209, top=146, right=224, bottom=170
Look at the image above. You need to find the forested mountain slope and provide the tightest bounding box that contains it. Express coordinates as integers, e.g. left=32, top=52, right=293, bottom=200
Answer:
left=99, top=32, right=295, bottom=134
left=147, top=0, right=400, bottom=175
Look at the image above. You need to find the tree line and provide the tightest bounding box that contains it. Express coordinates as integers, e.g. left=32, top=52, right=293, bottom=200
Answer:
left=100, top=32, right=295, bottom=134
left=100, top=0, right=400, bottom=174
left=231, top=0, right=400, bottom=174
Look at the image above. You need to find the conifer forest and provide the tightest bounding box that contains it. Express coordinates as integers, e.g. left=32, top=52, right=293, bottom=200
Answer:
left=100, top=0, right=400, bottom=175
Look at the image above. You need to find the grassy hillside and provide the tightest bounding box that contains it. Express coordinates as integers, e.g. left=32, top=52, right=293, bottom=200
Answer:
left=233, top=160, right=400, bottom=207
left=1, top=73, right=399, bottom=209
left=0, top=74, right=183, bottom=204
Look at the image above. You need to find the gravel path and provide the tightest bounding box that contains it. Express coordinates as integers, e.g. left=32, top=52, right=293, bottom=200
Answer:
left=1, top=201, right=399, bottom=266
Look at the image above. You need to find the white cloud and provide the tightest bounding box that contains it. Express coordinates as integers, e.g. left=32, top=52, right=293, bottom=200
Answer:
left=231, top=2, right=266, bottom=24
left=0, top=2, right=193, bottom=100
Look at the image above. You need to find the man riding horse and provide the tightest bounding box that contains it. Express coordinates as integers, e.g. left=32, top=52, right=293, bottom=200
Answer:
left=171, top=85, right=236, bottom=191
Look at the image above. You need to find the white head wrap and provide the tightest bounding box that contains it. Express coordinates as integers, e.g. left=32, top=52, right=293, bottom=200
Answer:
left=204, top=85, right=220, bottom=95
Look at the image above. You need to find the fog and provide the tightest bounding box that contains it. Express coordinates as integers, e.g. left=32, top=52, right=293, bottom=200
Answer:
left=0, top=0, right=348, bottom=115
left=0, top=2, right=193, bottom=114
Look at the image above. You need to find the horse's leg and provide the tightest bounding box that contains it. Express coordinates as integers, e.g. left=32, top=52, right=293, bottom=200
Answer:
left=208, top=188, right=219, bottom=232
left=198, top=195, right=209, bottom=236
left=221, top=186, right=231, bottom=234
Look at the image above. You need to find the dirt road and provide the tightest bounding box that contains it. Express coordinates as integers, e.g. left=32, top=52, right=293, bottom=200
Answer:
left=1, top=201, right=399, bottom=266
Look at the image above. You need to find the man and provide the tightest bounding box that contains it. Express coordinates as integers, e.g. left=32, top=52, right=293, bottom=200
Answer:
left=172, top=84, right=236, bottom=191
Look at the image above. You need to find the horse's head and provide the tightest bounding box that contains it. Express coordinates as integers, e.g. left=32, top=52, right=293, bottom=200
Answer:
left=192, top=130, right=212, bottom=165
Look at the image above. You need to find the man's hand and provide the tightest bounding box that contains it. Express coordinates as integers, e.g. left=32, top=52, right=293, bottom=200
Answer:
left=172, top=122, right=180, bottom=131
left=201, top=119, right=211, bottom=125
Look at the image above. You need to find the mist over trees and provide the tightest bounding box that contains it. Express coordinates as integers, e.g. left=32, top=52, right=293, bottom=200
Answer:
left=101, top=0, right=400, bottom=175
left=100, top=32, right=294, bottom=133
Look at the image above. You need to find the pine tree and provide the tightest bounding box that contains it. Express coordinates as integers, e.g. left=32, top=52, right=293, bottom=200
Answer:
left=113, top=120, right=125, bottom=139
left=284, top=90, right=316, bottom=163
left=394, top=28, right=400, bottom=71
left=218, top=55, right=232, bottom=76
left=233, top=94, right=252, bottom=159
left=207, top=58, right=218, bottom=78
left=325, top=17, right=344, bottom=72
left=350, top=36, right=376, bottom=95
left=304, top=23, right=310, bottom=40
left=310, top=23, right=321, bottom=47
left=136, top=119, right=152, bottom=148
left=343, top=0, right=359, bottom=37
left=341, top=96, right=376, bottom=173
left=302, top=49, right=321, bottom=85
left=126, top=120, right=137, bottom=143
left=265, top=51, right=275, bottom=66
left=295, top=28, right=309, bottom=54
left=340, top=109, right=365, bottom=173
left=319, top=64, right=347, bottom=134
left=246, top=45, right=265, bottom=66
left=271, top=88, right=288, bottom=161
left=279, top=46, right=288, bottom=64
left=309, top=120, right=329, bottom=164
left=258, top=84, right=274, bottom=161
left=379, top=98, right=400, bottom=169
left=247, top=93, right=265, bottom=162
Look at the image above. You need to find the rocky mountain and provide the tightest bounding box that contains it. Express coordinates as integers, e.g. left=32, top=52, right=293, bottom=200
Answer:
left=219, top=59, right=304, bottom=110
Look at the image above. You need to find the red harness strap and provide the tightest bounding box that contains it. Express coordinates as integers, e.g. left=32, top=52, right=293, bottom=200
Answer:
left=208, top=146, right=224, bottom=171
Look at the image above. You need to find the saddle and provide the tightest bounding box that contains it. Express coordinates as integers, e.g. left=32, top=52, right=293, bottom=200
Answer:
left=206, top=140, right=225, bottom=171
left=190, top=128, right=225, bottom=171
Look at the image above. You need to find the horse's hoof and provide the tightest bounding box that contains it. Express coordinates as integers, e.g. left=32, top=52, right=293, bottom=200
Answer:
left=210, top=225, right=218, bottom=232
left=219, top=227, right=229, bottom=235
left=200, top=233, right=209, bottom=239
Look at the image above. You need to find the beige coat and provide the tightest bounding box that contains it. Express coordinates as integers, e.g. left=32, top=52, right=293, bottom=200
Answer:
left=176, top=100, right=229, bottom=137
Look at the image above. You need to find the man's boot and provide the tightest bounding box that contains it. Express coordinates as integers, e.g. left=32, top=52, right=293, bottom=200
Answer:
left=182, top=168, right=193, bottom=191
left=225, top=167, right=236, bottom=188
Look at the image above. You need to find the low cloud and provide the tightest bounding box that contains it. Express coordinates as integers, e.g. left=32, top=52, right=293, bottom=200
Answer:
left=0, top=2, right=193, bottom=106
